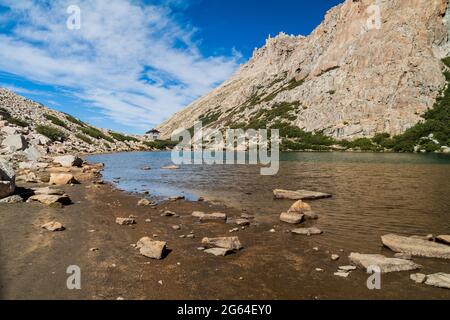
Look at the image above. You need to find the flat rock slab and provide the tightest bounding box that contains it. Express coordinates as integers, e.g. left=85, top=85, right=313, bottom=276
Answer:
left=204, top=248, right=230, bottom=257
left=349, top=253, right=421, bottom=273
left=29, top=194, right=71, bottom=206
left=136, top=237, right=167, bottom=260
left=382, top=234, right=450, bottom=259
left=424, top=273, right=450, bottom=289
left=33, top=187, right=65, bottom=196
left=274, top=189, right=332, bottom=200
left=410, top=273, right=427, bottom=284
left=193, top=212, right=227, bottom=222
left=202, top=237, right=243, bottom=251
left=291, top=227, right=323, bottom=236
left=280, top=212, right=304, bottom=224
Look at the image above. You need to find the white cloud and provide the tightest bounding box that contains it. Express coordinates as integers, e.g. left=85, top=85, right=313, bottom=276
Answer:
left=0, top=0, right=240, bottom=132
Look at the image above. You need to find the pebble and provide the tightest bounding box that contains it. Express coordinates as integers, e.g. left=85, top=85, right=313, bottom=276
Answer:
left=172, top=225, right=181, bottom=231
left=331, top=254, right=340, bottom=261
left=334, top=272, right=350, bottom=278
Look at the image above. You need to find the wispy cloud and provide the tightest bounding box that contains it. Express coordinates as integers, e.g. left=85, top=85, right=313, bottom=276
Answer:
left=0, top=0, right=240, bottom=132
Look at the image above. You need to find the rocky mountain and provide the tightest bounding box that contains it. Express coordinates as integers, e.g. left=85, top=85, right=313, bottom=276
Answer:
left=157, top=0, right=450, bottom=141
left=0, top=88, right=154, bottom=162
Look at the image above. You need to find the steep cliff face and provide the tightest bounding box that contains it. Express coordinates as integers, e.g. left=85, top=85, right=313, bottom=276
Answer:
left=158, top=0, right=450, bottom=140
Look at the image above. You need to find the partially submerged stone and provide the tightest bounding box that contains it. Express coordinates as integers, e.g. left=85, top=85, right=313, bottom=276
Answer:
left=280, top=212, right=304, bottom=224
left=116, top=217, right=136, bottom=225
left=338, top=266, right=357, bottom=271
left=29, top=194, right=71, bottom=206
left=194, top=212, right=227, bottom=222
left=291, top=227, right=322, bottom=236
left=137, top=198, right=153, bottom=206
left=334, top=272, right=350, bottom=278
left=424, top=273, right=450, bottom=289
left=42, top=221, right=65, bottom=232
left=382, top=234, right=450, bottom=259
left=201, top=237, right=243, bottom=251
left=49, top=173, right=78, bottom=185
left=349, top=253, right=421, bottom=273
left=161, top=165, right=179, bottom=170
left=288, top=200, right=311, bottom=213
left=274, top=189, right=332, bottom=200
left=136, top=237, right=167, bottom=260
left=235, top=218, right=250, bottom=226
left=410, top=273, right=427, bottom=284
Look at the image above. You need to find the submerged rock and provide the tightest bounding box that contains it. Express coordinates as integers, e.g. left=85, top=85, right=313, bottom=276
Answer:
left=349, top=253, right=421, bottom=273
left=424, top=273, right=450, bottom=289
left=136, top=237, right=167, bottom=260
left=381, top=234, right=450, bottom=259
left=280, top=212, right=304, bottom=224
left=274, top=189, right=332, bottom=200
left=161, top=165, right=179, bottom=170
left=291, top=227, right=322, bottom=236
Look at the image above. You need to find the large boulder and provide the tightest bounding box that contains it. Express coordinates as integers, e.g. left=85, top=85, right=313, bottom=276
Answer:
left=381, top=234, right=450, bottom=259
left=1, top=134, right=27, bottom=151
left=24, top=146, right=44, bottom=162
left=136, top=237, right=167, bottom=260
left=0, top=158, right=15, bottom=199
left=49, top=173, right=78, bottom=185
left=53, top=155, right=83, bottom=168
left=349, top=253, right=421, bottom=273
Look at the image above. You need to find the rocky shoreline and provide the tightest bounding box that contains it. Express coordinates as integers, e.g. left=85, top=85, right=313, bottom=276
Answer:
left=1, top=147, right=449, bottom=299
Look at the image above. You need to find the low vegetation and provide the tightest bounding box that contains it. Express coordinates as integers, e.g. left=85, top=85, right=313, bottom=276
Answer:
left=0, top=107, right=29, bottom=127
left=109, top=131, right=139, bottom=143
left=143, top=140, right=178, bottom=150
left=75, top=133, right=94, bottom=145
left=36, top=125, right=66, bottom=142
left=80, top=126, right=115, bottom=143
left=45, top=114, right=68, bottom=129
left=65, top=114, right=86, bottom=127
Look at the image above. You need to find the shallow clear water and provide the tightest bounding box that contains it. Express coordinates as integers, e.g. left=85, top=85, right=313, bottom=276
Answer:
left=87, top=151, right=450, bottom=252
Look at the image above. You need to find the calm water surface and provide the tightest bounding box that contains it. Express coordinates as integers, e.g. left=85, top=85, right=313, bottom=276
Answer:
left=87, top=152, right=450, bottom=253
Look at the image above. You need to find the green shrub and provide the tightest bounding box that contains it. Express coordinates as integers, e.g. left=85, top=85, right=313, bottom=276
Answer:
left=143, top=140, right=178, bottom=150
left=45, top=114, right=68, bottom=129
left=36, top=125, right=66, bottom=142
left=0, top=107, right=29, bottom=127
left=65, top=114, right=86, bottom=127
left=109, top=131, right=138, bottom=142
left=75, top=133, right=94, bottom=145
left=80, top=126, right=115, bottom=143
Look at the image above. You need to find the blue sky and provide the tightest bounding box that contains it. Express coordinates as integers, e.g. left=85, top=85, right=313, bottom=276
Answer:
left=0, top=0, right=343, bottom=134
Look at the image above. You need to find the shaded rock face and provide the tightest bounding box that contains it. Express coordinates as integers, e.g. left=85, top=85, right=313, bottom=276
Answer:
left=158, top=0, right=450, bottom=140
left=0, top=159, right=15, bottom=199
left=2, top=135, right=27, bottom=151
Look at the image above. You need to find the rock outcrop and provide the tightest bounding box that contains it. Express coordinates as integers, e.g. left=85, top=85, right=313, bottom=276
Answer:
left=0, top=158, right=15, bottom=199
left=158, top=0, right=450, bottom=141
left=382, top=234, right=450, bottom=259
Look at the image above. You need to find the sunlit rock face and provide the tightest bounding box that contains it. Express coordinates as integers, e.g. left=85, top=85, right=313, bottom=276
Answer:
left=158, top=0, right=450, bottom=140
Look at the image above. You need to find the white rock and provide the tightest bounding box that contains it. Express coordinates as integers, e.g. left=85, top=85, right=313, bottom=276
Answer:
left=42, top=221, right=65, bottom=232
left=424, top=273, right=450, bottom=289
left=204, top=248, right=230, bottom=257
left=291, top=227, right=322, bottom=236
left=201, top=237, right=243, bottom=251
left=280, top=212, right=304, bottom=224
left=24, top=146, right=43, bottom=162
left=0, top=158, right=15, bottom=199
left=349, top=253, right=421, bottom=273
left=334, top=272, right=350, bottom=278
left=1, top=134, right=27, bottom=151
left=116, top=217, right=136, bottom=225
left=410, top=273, right=427, bottom=284
left=274, top=189, right=332, bottom=200
left=0, top=195, right=23, bottom=203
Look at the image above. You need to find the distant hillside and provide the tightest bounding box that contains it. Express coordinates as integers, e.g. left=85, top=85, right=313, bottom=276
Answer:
left=0, top=88, right=160, bottom=156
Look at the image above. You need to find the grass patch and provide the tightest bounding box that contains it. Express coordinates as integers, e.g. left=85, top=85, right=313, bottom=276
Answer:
left=143, top=140, right=178, bottom=150
left=75, top=133, right=94, bottom=145
left=36, top=125, right=66, bottom=142
left=109, top=131, right=138, bottom=142
left=65, top=114, right=86, bottom=127
left=0, top=107, right=29, bottom=127
left=45, top=114, right=68, bottom=129
left=80, top=126, right=115, bottom=143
